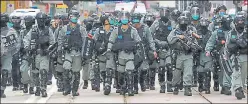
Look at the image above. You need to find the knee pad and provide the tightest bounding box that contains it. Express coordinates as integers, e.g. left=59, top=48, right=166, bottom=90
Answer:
left=40, top=69, right=48, bottom=80
left=106, top=69, right=113, bottom=77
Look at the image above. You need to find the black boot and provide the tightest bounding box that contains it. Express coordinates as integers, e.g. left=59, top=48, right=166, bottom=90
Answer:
left=140, top=70, right=147, bottom=92
left=41, top=89, right=47, bottom=97
left=13, top=86, right=19, bottom=91
left=40, top=69, right=48, bottom=97
left=35, top=87, right=41, bottom=96
left=23, top=84, right=28, bottom=93
left=127, top=71, right=134, bottom=96
left=63, top=70, right=71, bottom=96
left=104, top=69, right=113, bottom=95
left=158, top=67, right=165, bottom=93
left=205, top=71, right=211, bottom=94
left=72, top=72, right=80, bottom=96
left=19, top=83, right=24, bottom=90
left=0, top=90, right=6, bottom=98
left=82, top=80, right=88, bottom=89
left=150, top=69, right=156, bottom=90
left=133, top=70, right=139, bottom=94
left=173, top=86, right=179, bottom=95
left=101, top=71, right=106, bottom=90
left=47, top=80, right=52, bottom=85
left=29, top=87, right=34, bottom=94
left=184, top=86, right=192, bottom=96
left=235, top=87, right=246, bottom=100
left=198, top=72, right=205, bottom=92
left=221, top=87, right=232, bottom=95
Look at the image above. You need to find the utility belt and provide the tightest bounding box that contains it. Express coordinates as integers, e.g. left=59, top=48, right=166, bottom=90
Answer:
left=173, top=49, right=192, bottom=55
left=64, top=47, right=81, bottom=53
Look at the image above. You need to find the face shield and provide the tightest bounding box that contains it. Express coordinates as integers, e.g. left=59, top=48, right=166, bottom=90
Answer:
left=160, top=8, right=170, bottom=23
left=119, top=12, right=130, bottom=25
left=191, top=7, right=200, bottom=20
left=11, top=17, right=22, bottom=28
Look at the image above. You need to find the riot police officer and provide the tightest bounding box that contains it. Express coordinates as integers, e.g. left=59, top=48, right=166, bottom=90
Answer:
left=167, top=11, right=200, bottom=96
left=1, top=16, right=22, bottom=98
left=190, top=6, right=201, bottom=87
left=205, top=5, right=233, bottom=95
left=92, top=14, right=116, bottom=95
left=24, top=12, right=53, bottom=97
left=1, top=13, right=9, bottom=30
left=197, top=18, right=212, bottom=94
left=150, top=8, right=173, bottom=93
left=143, top=12, right=155, bottom=27
left=107, top=11, right=141, bottom=96
left=170, top=9, right=181, bottom=29
left=131, top=13, right=157, bottom=94
left=53, top=13, right=66, bottom=92
left=224, top=14, right=247, bottom=100
left=21, top=15, right=36, bottom=94
left=57, top=10, right=87, bottom=96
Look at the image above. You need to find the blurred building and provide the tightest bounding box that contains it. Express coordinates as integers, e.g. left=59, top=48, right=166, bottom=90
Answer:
left=1, top=0, right=30, bottom=14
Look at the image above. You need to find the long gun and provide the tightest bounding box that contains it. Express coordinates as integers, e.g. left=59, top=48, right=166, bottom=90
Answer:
left=47, top=42, right=58, bottom=57
left=174, top=29, right=202, bottom=51
left=29, top=25, right=39, bottom=70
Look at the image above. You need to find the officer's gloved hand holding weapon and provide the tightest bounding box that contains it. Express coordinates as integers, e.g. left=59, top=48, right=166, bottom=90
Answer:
left=175, top=29, right=202, bottom=53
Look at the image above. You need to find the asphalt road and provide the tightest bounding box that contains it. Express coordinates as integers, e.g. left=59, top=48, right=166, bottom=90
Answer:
left=1, top=72, right=247, bottom=103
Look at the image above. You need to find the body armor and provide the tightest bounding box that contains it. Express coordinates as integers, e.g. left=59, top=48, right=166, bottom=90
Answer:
left=112, top=26, right=136, bottom=52
left=65, top=24, right=83, bottom=51
left=215, top=29, right=226, bottom=49
left=154, top=20, right=172, bottom=41
left=1, top=28, right=19, bottom=55
left=95, top=27, right=113, bottom=55
left=197, top=28, right=211, bottom=50
left=227, top=30, right=247, bottom=54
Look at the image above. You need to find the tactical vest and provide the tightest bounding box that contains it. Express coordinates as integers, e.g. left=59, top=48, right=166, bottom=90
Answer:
left=136, top=25, right=147, bottom=43
left=36, top=27, right=50, bottom=50
left=95, top=26, right=113, bottom=54
left=66, top=24, right=83, bottom=51
left=113, top=26, right=136, bottom=52
left=154, top=20, right=172, bottom=41
left=1, top=28, right=19, bottom=54
left=215, top=29, right=226, bottom=49
left=227, top=30, right=248, bottom=54
left=197, top=28, right=211, bottom=49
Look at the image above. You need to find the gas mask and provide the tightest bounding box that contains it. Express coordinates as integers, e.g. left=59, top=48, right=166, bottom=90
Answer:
left=161, top=16, right=169, bottom=23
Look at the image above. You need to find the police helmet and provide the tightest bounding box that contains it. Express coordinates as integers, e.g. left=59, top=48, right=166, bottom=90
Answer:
left=170, top=9, right=181, bottom=21
left=10, top=16, right=22, bottom=27
left=1, top=13, right=9, bottom=23
left=36, top=12, right=47, bottom=27
left=69, top=10, right=80, bottom=18
left=144, top=12, right=155, bottom=22
left=24, top=15, right=35, bottom=28
left=118, top=11, right=131, bottom=25
left=199, top=18, right=210, bottom=27
left=100, top=14, right=110, bottom=25
left=131, top=13, right=142, bottom=24
left=54, top=13, right=62, bottom=19
left=178, top=11, right=191, bottom=25
left=190, top=6, right=200, bottom=20
left=159, top=8, right=170, bottom=17
left=234, top=15, right=245, bottom=26
left=216, top=5, right=227, bottom=12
